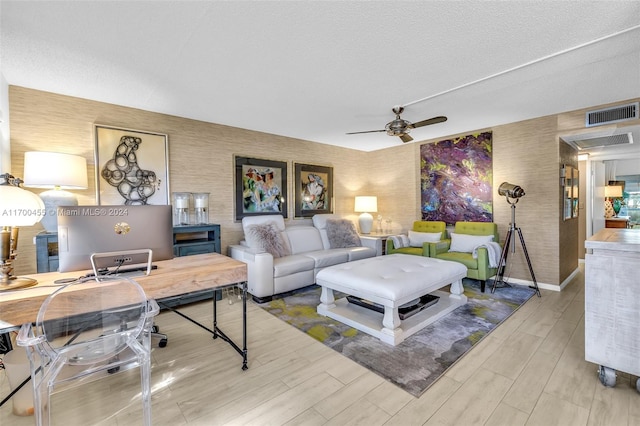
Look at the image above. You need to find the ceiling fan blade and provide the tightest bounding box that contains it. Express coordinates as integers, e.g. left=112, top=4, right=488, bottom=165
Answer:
left=346, top=129, right=386, bottom=135
left=411, top=116, right=448, bottom=129
left=399, top=133, right=413, bottom=143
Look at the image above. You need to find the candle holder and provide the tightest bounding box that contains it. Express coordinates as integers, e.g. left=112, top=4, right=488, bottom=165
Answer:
left=172, top=192, right=191, bottom=226
left=193, top=192, right=210, bottom=224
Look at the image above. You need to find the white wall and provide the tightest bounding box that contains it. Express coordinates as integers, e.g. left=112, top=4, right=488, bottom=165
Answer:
left=615, top=158, right=640, bottom=176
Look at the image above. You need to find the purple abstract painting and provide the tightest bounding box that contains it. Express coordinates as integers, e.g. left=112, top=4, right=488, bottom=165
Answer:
left=420, top=132, right=493, bottom=224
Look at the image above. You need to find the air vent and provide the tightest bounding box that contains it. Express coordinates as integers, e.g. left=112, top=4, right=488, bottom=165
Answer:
left=586, top=102, right=639, bottom=127
left=562, top=132, right=633, bottom=150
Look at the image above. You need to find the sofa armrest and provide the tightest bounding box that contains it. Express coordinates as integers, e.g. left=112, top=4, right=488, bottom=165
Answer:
left=359, top=236, right=380, bottom=253
left=227, top=244, right=275, bottom=298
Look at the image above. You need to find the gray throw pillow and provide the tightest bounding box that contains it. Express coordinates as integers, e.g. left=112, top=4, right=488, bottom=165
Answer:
left=326, top=219, right=361, bottom=248
left=245, top=222, right=289, bottom=258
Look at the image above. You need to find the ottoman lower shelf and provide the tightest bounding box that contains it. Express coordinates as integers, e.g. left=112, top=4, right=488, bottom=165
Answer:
left=317, top=289, right=465, bottom=345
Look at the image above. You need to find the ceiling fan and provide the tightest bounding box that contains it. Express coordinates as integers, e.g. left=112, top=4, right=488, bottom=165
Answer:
left=347, top=106, right=447, bottom=143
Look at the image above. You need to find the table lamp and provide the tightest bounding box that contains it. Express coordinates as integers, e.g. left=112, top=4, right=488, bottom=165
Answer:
left=0, top=173, right=45, bottom=290
left=354, top=196, right=377, bottom=234
left=23, top=151, right=88, bottom=232
left=604, top=185, right=623, bottom=217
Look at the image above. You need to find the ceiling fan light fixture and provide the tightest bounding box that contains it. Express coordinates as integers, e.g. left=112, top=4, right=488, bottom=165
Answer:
left=385, top=119, right=411, bottom=136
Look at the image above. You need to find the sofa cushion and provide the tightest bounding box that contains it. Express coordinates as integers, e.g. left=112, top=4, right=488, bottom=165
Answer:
left=341, top=246, right=377, bottom=261
left=286, top=226, right=325, bottom=254
left=449, top=233, right=494, bottom=253
left=245, top=221, right=290, bottom=258
left=408, top=230, right=441, bottom=247
left=273, top=254, right=316, bottom=277
left=303, top=249, right=349, bottom=268
left=326, top=219, right=361, bottom=248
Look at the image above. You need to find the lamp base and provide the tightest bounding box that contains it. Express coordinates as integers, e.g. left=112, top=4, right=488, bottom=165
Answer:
left=358, top=212, right=373, bottom=234
left=39, top=189, right=78, bottom=232
left=0, top=275, right=38, bottom=291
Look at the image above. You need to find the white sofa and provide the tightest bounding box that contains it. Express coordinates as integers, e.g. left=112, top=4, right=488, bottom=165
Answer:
left=228, top=214, right=377, bottom=302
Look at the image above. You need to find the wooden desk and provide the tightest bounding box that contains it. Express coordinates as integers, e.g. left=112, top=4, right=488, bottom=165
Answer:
left=0, top=253, right=249, bottom=369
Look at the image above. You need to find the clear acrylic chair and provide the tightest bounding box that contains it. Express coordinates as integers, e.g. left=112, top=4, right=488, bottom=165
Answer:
left=16, top=276, right=159, bottom=426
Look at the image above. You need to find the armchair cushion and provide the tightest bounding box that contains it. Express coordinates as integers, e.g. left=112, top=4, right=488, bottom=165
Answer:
left=386, top=221, right=446, bottom=257
left=434, top=251, right=479, bottom=269
left=429, top=221, right=499, bottom=293
left=448, top=233, right=494, bottom=253
left=326, top=219, right=361, bottom=248
left=408, top=230, right=442, bottom=247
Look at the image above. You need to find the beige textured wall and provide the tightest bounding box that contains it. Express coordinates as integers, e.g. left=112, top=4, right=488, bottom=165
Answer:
left=8, top=86, right=366, bottom=275
left=11, top=86, right=636, bottom=288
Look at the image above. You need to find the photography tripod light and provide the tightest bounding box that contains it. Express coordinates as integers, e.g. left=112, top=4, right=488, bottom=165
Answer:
left=492, top=182, right=541, bottom=297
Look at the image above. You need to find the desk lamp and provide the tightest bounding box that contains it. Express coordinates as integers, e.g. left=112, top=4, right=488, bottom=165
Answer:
left=354, top=196, right=377, bottom=234
left=0, top=173, right=45, bottom=291
left=23, top=151, right=88, bottom=232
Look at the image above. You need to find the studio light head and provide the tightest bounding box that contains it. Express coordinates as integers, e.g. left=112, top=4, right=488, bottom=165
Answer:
left=498, top=182, right=525, bottom=199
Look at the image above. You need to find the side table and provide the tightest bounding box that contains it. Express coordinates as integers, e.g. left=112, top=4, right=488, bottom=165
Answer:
left=360, top=232, right=393, bottom=256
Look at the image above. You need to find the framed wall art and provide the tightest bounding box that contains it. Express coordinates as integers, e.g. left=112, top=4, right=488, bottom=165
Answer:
left=94, top=124, right=169, bottom=205
left=234, top=156, right=288, bottom=220
left=562, top=164, right=579, bottom=220
left=420, top=132, right=493, bottom=224
left=294, top=163, right=333, bottom=218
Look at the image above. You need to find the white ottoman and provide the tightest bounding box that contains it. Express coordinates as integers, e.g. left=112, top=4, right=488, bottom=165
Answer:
left=316, top=254, right=467, bottom=345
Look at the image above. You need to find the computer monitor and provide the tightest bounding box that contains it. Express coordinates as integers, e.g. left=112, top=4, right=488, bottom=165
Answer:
left=57, top=205, right=174, bottom=273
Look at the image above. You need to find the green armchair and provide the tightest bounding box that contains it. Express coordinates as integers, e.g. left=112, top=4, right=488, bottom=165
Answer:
left=386, top=220, right=447, bottom=257
left=428, top=222, right=500, bottom=293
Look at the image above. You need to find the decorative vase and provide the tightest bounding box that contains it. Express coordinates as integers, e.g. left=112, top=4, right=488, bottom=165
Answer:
left=612, top=199, right=622, bottom=217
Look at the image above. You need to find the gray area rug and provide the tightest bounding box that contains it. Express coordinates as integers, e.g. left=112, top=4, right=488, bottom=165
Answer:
left=259, top=279, right=535, bottom=397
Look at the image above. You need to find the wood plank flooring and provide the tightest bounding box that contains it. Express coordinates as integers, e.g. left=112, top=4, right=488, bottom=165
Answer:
left=1, top=265, right=638, bottom=425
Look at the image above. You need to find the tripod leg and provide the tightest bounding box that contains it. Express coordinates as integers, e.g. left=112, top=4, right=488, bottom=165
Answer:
left=492, top=228, right=512, bottom=293
left=516, top=228, right=541, bottom=297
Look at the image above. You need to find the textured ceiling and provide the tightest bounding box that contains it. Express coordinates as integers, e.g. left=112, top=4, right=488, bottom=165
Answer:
left=2, top=1, right=640, bottom=152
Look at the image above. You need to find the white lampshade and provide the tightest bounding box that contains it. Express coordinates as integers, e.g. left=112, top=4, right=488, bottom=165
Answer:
left=354, top=196, right=377, bottom=234
left=354, top=196, right=378, bottom=213
left=604, top=185, right=623, bottom=198
left=23, top=152, right=88, bottom=189
left=0, top=183, right=45, bottom=227
left=23, top=152, right=88, bottom=232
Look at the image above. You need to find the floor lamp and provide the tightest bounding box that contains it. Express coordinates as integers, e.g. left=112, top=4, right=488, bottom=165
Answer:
left=491, top=182, right=541, bottom=297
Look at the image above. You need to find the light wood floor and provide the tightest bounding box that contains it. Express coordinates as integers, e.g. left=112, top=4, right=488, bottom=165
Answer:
left=1, top=265, right=639, bottom=425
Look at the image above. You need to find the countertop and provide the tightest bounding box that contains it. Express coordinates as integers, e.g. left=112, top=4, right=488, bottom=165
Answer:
left=585, top=228, right=640, bottom=252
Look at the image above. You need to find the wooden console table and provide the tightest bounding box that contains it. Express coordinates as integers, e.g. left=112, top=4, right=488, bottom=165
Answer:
left=0, top=253, right=249, bottom=369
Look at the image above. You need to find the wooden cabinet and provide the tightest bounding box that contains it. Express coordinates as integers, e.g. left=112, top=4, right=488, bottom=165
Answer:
left=605, top=218, right=629, bottom=228
left=173, top=224, right=220, bottom=257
